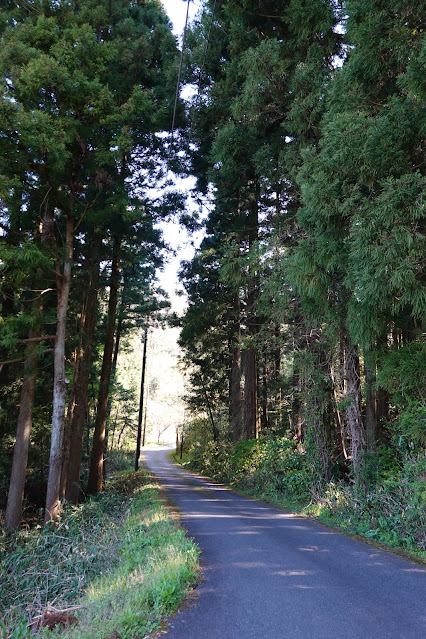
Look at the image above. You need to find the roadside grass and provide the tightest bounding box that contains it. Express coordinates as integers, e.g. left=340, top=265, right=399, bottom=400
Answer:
left=170, top=449, right=426, bottom=562
left=0, top=469, right=200, bottom=638
left=238, top=483, right=426, bottom=562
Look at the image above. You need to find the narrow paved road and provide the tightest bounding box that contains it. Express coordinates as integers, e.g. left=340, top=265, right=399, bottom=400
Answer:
left=143, top=446, right=426, bottom=639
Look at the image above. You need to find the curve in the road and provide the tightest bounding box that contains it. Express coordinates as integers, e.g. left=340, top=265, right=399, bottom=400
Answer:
left=143, top=445, right=426, bottom=639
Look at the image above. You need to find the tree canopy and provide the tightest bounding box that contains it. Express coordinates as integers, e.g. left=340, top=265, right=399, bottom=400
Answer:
left=0, top=0, right=424, bottom=543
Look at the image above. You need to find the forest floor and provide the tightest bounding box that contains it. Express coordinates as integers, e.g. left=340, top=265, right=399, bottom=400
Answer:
left=143, top=445, right=426, bottom=639
left=0, top=465, right=199, bottom=638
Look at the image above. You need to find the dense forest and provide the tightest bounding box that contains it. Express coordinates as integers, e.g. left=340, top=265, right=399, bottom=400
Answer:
left=176, top=0, right=425, bottom=553
left=0, top=0, right=425, bottom=558
left=0, top=0, right=181, bottom=531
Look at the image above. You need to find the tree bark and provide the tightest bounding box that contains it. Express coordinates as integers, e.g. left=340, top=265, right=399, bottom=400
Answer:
left=87, top=235, right=121, bottom=494
left=274, top=324, right=282, bottom=431
left=242, top=186, right=259, bottom=440
left=104, top=303, right=123, bottom=442
left=60, top=296, right=87, bottom=501
left=66, top=238, right=101, bottom=503
left=364, top=351, right=376, bottom=451
left=291, top=367, right=303, bottom=443
left=59, top=370, right=77, bottom=500
left=260, top=361, right=268, bottom=432
left=229, top=295, right=242, bottom=441
left=103, top=304, right=123, bottom=478
left=375, top=336, right=390, bottom=444
left=375, top=386, right=390, bottom=444
left=5, top=344, right=39, bottom=532
left=344, top=337, right=366, bottom=471
left=243, top=346, right=257, bottom=439
left=200, top=375, right=219, bottom=442
left=303, top=329, right=332, bottom=480
left=290, top=311, right=303, bottom=442
left=45, top=210, right=73, bottom=523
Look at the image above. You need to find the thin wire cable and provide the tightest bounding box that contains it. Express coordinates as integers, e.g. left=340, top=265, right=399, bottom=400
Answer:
left=187, top=0, right=218, bottom=222
left=200, top=0, right=217, bottom=79
left=170, top=0, right=192, bottom=146
left=163, top=0, right=191, bottom=220
left=166, top=0, right=219, bottom=220
left=188, top=0, right=218, bottom=144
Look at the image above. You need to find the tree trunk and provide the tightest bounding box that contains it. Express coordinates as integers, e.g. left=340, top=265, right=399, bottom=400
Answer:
left=59, top=371, right=77, bottom=500
left=290, top=312, right=303, bottom=442
left=61, top=281, right=89, bottom=499
left=344, top=337, right=366, bottom=471
left=303, top=329, right=332, bottom=480
left=305, top=391, right=331, bottom=481
left=45, top=211, right=73, bottom=523
left=243, top=187, right=259, bottom=440
left=291, top=367, right=303, bottom=443
left=200, top=375, right=219, bottom=442
left=274, top=325, right=282, bottom=431
left=375, top=386, right=390, bottom=444
left=59, top=300, right=87, bottom=500
left=331, top=374, right=348, bottom=461
left=109, top=405, right=120, bottom=451
left=375, top=336, right=390, bottom=444
left=229, top=295, right=242, bottom=441
left=5, top=344, right=39, bottom=532
left=364, top=351, right=376, bottom=451
left=330, top=340, right=349, bottom=460
left=0, top=284, right=15, bottom=440
left=117, top=418, right=127, bottom=449
left=87, top=235, right=121, bottom=494
left=108, top=308, right=123, bottom=414
left=103, top=307, right=123, bottom=478
left=243, top=346, right=257, bottom=439
left=260, top=361, right=268, bottom=432
left=142, top=389, right=149, bottom=447
left=66, top=238, right=101, bottom=503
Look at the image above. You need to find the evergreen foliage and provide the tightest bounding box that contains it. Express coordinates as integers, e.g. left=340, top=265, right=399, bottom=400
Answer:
left=177, top=0, right=425, bottom=555
left=0, top=0, right=425, bottom=566
left=0, top=0, right=179, bottom=528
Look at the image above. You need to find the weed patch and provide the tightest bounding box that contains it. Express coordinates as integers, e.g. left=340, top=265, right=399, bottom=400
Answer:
left=0, top=469, right=199, bottom=638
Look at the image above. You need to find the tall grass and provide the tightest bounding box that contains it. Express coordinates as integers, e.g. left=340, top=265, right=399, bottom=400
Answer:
left=0, top=470, right=200, bottom=638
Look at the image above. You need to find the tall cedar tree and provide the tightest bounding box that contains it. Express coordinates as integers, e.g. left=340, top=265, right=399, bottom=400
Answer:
left=180, top=0, right=339, bottom=453
left=292, top=0, right=425, bottom=465
left=1, top=0, right=177, bottom=526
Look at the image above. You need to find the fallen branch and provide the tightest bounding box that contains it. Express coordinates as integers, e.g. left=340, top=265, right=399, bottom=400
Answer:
left=27, top=604, right=85, bottom=631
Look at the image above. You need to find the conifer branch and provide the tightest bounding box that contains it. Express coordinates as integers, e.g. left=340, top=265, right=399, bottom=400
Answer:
left=20, top=335, right=56, bottom=344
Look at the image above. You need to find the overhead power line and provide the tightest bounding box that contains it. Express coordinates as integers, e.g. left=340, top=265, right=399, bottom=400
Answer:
left=170, top=0, right=192, bottom=145
left=200, top=0, right=218, bottom=82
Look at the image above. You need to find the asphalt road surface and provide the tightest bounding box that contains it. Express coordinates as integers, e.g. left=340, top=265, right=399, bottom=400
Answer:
left=143, top=445, right=426, bottom=639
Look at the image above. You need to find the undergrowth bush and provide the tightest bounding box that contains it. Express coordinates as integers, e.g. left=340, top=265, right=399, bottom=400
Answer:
left=256, top=438, right=311, bottom=499
left=184, top=438, right=234, bottom=482
left=0, top=490, right=126, bottom=629
left=330, top=453, right=426, bottom=552
left=183, top=435, right=311, bottom=501
left=181, top=428, right=425, bottom=556
left=0, top=469, right=199, bottom=638
left=106, top=446, right=135, bottom=474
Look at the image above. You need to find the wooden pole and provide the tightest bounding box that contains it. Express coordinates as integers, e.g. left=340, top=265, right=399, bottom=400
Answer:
left=135, top=328, right=148, bottom=470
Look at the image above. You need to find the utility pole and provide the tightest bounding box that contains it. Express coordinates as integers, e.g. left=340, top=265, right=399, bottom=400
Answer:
left=142, top=380, right=149, bottom=447
left=135, top=327, right=148, bottom=471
